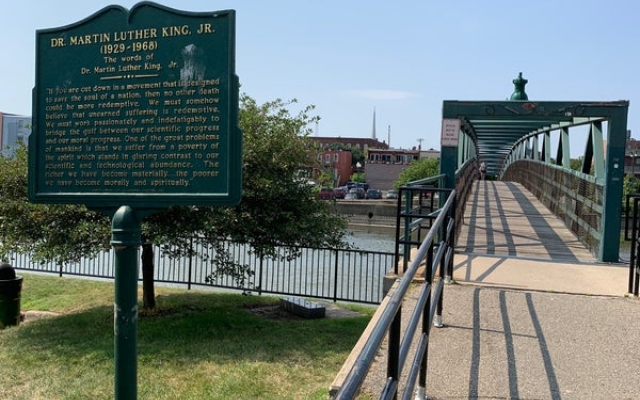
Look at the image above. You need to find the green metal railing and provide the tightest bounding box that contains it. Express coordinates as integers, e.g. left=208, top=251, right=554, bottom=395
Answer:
left=8, top=240, right=394, bottom=305
left=332, top=188, right=456, bottom=399
left=624, top=194, right=640, bottom=296
left=502, top=160, right=604, bottom=256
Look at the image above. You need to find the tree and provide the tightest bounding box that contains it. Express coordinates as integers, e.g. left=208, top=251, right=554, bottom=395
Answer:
left=393, top=157, right=440, bottom=188
left=570, top=157, right=595, bottom=174
left=0, top=146, right=111, bottom=265
left=622, top=174, right=640, bottom=214
left=570, top=157, right=582, bottom=171
left=0, top=95, right=348, bottom=309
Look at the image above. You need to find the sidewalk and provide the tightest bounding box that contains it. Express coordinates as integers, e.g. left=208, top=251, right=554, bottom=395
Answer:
left=359, top=271, right=640, bottom=400
left=452, top=253, right=629, bottom=297
left=356, top=181, right=640, bottom=399
left=421, top=282, right=640, bottom=400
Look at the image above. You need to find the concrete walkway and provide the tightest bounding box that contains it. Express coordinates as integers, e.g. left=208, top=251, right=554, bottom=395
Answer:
left=424, top=284, right=640, bottom=400
left=453, top=180, right=629, bottom=297
left=357, top=181, right=640, bottom=399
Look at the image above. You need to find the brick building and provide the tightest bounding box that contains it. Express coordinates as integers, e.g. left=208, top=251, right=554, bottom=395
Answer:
left=313, top=148, right=353, bottom=187
left=309, top=136, right=442, bottom=190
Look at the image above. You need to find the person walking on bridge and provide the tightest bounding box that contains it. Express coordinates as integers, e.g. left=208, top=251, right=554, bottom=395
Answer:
left=480, top=160, right=487, bottom=180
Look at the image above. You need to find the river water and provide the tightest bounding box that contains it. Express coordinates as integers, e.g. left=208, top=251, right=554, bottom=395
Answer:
left=345, top=229, right=396, bottom=253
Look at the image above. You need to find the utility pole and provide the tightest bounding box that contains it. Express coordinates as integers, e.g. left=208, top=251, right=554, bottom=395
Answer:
left=417, top=138, right=424, bottom=150
left=387, top=125, right=391, bottom=148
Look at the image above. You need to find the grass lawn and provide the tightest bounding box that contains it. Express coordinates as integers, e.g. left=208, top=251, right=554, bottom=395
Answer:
left=0, top=273, right=374, bottom=400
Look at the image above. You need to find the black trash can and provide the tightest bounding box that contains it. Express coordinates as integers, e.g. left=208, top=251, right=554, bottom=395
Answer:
left=0, top=263, right=23, bottom=329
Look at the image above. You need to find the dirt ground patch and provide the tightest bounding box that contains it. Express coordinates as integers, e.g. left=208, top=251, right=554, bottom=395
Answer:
left=250, top=300, right=364, bottom=320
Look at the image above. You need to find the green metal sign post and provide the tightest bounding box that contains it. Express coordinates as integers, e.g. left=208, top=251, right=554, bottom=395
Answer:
left=30, top=3, right=241, bottom=399
left=111, top=206, right=141, bottom=400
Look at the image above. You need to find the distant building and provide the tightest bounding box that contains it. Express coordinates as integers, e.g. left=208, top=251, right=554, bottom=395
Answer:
left=313, top=149, right=353, bottom=187
left=625, top=130, right=639, bottom=176
left=367, top=148, right=419, bottom=165
left=365, top=148, right=420, bottom=190
left=310, top=136, right=389, bottom=151
left=420, top=148, right=440, bottom=159
left=309, top=136, right=442, bottom=190
left=310, top=108, right=440, bottom=189
left=0, top=112, right=31, bottom=156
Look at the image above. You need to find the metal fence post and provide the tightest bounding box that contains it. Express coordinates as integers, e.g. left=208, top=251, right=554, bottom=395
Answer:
left=187, top=236, right=193, bottom=291
left=387, top=310, right=401, bottom=400
left=258, top=253, right=264, bottom=296
left=333, top=249, right=339, bottom=302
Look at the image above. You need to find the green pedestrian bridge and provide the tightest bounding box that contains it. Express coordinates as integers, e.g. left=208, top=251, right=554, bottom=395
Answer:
left=331, top=73, right=635, bottom=399
left=441, top=72, right=629, bottom=264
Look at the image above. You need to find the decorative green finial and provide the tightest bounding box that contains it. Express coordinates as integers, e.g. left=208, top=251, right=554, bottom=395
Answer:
left=509, top=72, right=528, bottom=100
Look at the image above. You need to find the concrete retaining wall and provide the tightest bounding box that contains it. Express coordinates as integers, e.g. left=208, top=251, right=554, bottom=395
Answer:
left=333, top=200, right=398, bottom=217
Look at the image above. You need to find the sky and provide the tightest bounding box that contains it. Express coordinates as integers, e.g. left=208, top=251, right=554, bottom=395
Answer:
left=1, top=0, right=638, bottom=156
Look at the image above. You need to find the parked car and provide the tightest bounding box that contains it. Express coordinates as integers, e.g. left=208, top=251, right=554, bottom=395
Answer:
left=366, top=188, right=382, bottom=199
left=386, top=189, right=398, bottom=199
left=333, top=186, right=347, bottom=199
left=318, top=187, right=335, bottom=200
left=348, top=187, right=366, bottom=199
left=346, top=182, right=370, bottom=191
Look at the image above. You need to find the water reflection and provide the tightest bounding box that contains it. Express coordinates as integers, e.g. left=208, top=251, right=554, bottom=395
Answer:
left=345, top=229, right=396, bottom=253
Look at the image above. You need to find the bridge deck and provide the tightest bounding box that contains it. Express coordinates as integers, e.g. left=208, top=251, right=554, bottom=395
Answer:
left=358, top=181, right=638, bottom=399
left=429, top=181, right=636, bottom=399
left=453, top=181, right=627, bottom=296
left=457, top=180, right=595, bottom=263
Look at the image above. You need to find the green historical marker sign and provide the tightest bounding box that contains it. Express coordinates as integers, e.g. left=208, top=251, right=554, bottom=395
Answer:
left=29, top=2, right=241, bottom=207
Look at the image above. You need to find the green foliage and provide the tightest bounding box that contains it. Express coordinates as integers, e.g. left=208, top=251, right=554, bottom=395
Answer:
left=622, top=174, right=640, bottom=213
left=570, top=157, right=583, bottom=171
left=393, top=157, right=440, bottom=189
left=0, top=95, right=348, bottom=290
left=350, top=172, right=365, bottom=183
left=570, top=157, right=595, bottom=174
left=316, top=170, right=333, bottom=187
left=0, top=146, right=111, bottom=264
left=203, top=95, right=348, bottom=253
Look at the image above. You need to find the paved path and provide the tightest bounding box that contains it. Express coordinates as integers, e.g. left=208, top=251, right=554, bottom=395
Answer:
left=424, top=284, right=640, bottom=400
left=357, top=181, right=640, bottom=399
left=454, top=181, right=628, bottom=297
left=457, top=181, right=596, bottom=263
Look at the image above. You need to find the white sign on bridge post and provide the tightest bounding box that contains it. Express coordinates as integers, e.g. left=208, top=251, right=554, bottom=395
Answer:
left=441, top=118, right=461, bottom=147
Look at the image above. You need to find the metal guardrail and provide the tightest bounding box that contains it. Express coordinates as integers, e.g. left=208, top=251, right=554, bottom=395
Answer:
left=503, top=159, right=603, bottom=254
left=624, top=194, right=640, bottom=296
left=333, top=187, right=456, bottom=399
left=6, top=239, right=395, bottom=305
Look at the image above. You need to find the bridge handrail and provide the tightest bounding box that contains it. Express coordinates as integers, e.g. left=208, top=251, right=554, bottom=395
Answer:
left=406, top=173, right=446, bottom=188
left=503, top=157, right=602, bottom=185
left=502, top=159, right=604, bottom=257
left=624, top=194, right=640, bottom=296
left=332, top=188, right=456, bottom=399
left=498, top=116, right=608, bottom=181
